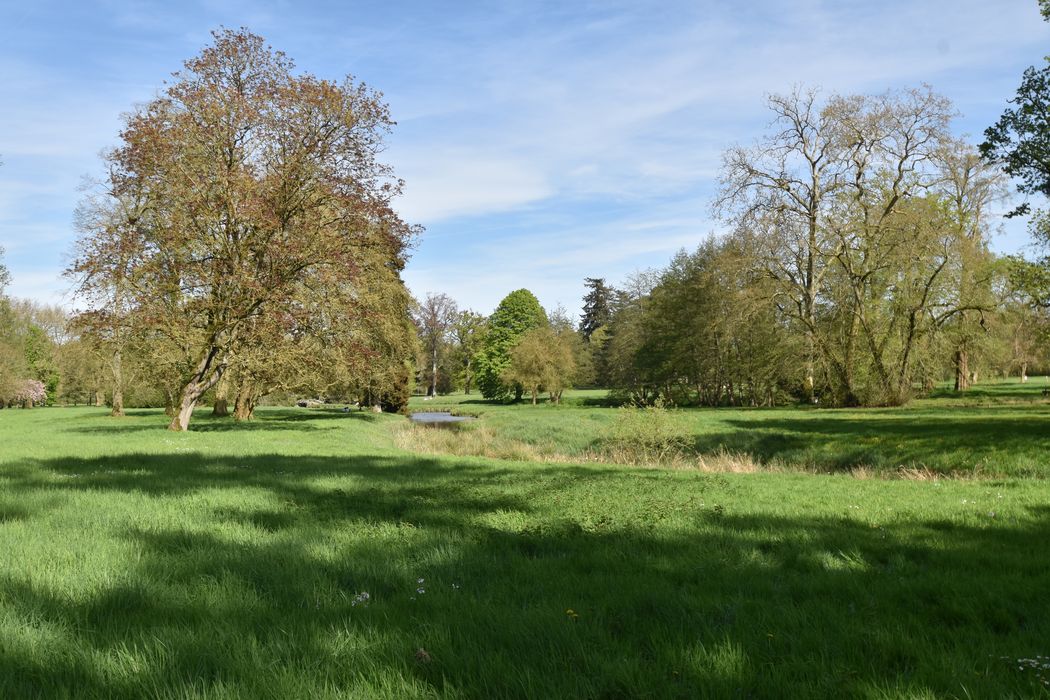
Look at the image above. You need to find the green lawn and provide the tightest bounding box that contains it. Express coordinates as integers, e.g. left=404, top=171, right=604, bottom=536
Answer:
left=413, top=380, right=1050, bottom=477
left=0, top=395, right=1049, bottom=697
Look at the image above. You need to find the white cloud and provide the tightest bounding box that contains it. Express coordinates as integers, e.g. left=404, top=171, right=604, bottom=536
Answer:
left=391, top=148, right=554, bottom=224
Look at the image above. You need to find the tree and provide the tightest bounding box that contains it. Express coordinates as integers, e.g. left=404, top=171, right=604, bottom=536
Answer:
left=981, top=63, right=1050, bottom=221
left=450, top=310, right=487, bottom=394
left=546, top=306, right=584, bottom=402
left=935, top=141, right=1007, bottom=391
left=579, top=277, right=613, bottom=341
left=718, top=86, right=993, bottom=405
left=414, top=293, right=457, bottom=396
left=67, top=29, right=416, bottom=430
left=503, top=326, right=576, bottom=405
left=0, top=247, right=25, bottom=406
left=716, top=87, right=848, bottom=400
left=981, top=4, right=1050, bottom=325
left=0, top=245, right=10, bottom=294
left=475, top=289, right=547, bottom=401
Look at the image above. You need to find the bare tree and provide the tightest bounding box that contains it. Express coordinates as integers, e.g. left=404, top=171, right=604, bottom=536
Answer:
left=716, top=87, right=848, bottom=399
left=414, top=293, right=458, bottom=396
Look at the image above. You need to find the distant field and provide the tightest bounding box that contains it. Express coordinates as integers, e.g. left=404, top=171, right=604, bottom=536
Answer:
left=411, top=379, right=1050, bottom=477
left=0, top=387, right=1049, bottom=697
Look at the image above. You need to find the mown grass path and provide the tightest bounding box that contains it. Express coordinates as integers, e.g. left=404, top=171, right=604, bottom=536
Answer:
left=1, top=404, right=1048, bottom=698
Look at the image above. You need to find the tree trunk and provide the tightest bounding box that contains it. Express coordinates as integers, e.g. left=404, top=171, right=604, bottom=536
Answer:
left=1021, top=362, right=1029, bottom=383
left=170, top=389, right=199, bottom=432
left=94, top=390, right=105, bottom=407
left=429, top=347, right=438, bottom=397
left=464, top=359, right=472, bottom=395
left=954, top=349, right=970, bottom=392
left=111, top=349, right=124, bottom=417
left=168, top=347, right=223, bottom=431
left=212, top=372, right=230, bottom=416
left=233, top=382, right=255, bottom=421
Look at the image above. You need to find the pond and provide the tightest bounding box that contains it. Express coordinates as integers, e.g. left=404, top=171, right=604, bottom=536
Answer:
left=409, top=411, right=477, bottom=427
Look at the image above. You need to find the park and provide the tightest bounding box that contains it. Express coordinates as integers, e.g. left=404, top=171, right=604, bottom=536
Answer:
left=1, top=382, right=1049, bottom=697
left=3, top=3, right=1050, bottom=699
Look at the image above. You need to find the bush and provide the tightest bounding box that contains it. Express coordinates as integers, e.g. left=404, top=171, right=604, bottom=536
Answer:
left=603, top=401, right=690, bottom=464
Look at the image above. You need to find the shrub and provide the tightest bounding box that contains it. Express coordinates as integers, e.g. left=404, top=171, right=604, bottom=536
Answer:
left=603, top=400, right=690, bottom=464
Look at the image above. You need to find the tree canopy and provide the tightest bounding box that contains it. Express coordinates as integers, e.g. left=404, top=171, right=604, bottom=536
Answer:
left=67, top=29, right=416, bottom=429
left=475, top=289, right=547, bottom=401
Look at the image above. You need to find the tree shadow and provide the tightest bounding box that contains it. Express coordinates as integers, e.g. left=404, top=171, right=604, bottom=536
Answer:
left=65, top=408, right=382, bottom=435
left=1, top=451, right=1048, bottom=697
left=684, top=405, right=1050, bottom=473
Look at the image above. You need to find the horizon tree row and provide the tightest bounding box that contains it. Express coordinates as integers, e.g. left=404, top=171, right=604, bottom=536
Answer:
left=580, top=87, right=1050, bottom=407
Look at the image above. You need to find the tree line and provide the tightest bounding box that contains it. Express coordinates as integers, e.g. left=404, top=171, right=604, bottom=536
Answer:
left=416, top=83, right=1050, bottom=408
left=6, top=13, right=1050, bottom=417
left=586, top=86, right=1050, bottom=407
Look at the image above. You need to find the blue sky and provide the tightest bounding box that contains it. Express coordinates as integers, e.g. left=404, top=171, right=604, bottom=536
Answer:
left=1, top=0, right=1048, bottom=317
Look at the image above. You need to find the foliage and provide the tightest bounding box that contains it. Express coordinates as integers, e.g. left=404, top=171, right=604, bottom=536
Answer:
left=713, top=86, right=1004, bottom=406
left=0, top=246, right=11, bottom=297
left=502, top=325, right=576, bottom=405
left=981, top=61, right=1050, bottom=218
left=448, top=310, right=487, bottom=394
left=475, top=289, right=547, bottom=400
left=67, top=29, right=416, bottom=430
left=632, top=235, right=798, bottom=406
left=7, top=378, right=46, bottom=406
left=578, top=277, right=613, bottom=342
left=602, top=400, right=690, bottom=463
left=412, top=293, right=457, bottom=396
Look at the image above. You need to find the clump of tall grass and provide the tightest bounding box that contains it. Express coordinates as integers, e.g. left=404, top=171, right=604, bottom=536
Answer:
left=394, top=423, right=548, bottom=462
left=600, top=400, right=690, bottom=464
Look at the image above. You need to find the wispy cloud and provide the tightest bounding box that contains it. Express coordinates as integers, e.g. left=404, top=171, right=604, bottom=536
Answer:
left=1, top=0, right=1048, bottom=314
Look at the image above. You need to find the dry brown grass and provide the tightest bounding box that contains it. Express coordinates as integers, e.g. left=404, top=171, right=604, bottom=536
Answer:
left=394, top=422, right=986, bottom=480
left=395, top=423, right=777, bottom=473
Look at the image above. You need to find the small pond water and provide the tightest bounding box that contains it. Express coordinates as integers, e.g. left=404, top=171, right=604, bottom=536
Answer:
left=409, top=411, right=477, bottom=426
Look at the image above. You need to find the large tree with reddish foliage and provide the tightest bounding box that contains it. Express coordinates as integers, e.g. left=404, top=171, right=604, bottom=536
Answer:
left=69, top=29, right=416, bottom=430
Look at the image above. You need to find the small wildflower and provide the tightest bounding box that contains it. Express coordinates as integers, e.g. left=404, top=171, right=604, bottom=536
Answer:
left=566, top=608, right=579, bottom=621
left=351, top=591, right=370, bottom=607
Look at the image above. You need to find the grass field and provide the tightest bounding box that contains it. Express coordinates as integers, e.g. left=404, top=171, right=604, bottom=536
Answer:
left=1, top=384, right=1049, bottom=698
left=410, top=380, right=1050, bottom=477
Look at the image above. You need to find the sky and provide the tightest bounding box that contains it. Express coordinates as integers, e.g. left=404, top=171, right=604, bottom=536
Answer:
left=1, top=0, right=1049, bottom=318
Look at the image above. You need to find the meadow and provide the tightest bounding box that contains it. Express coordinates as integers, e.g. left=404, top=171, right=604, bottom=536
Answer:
left=411, top=381, right=1050, bottom=477
left=0, top=384, right=1048, bottom=698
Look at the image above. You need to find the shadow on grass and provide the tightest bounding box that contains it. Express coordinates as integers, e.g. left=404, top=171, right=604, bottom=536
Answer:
left=0, top=451, right=1048, bottom=697
left=65, top=408, right=381, bottom=435
left=684, top=404, right=1050, bottom=474
left=927, top=382, right=1050, bottom=401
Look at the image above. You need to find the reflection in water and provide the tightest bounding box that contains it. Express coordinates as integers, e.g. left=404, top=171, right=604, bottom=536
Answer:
left=409, top=412, right=476, bottom=427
